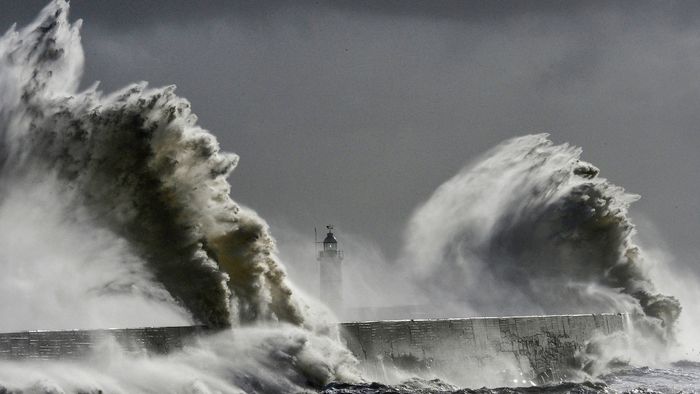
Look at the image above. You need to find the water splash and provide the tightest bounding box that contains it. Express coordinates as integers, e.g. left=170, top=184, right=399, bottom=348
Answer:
left=0, top=1, right=358, bottom=391
left=403, top=134, right=681, bottom=337
left=0, top=0, right=306, bottom=329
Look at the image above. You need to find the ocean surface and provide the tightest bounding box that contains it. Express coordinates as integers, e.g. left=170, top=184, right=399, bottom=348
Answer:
left=321, top=361, right=700, bottom=393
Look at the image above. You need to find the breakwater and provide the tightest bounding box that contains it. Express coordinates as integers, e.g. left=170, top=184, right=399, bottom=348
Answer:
left=0, top=314, right=625, bottom=383
left=0, top=326, right=205, bottom=360
left=340, top=313, right=626, bottom=384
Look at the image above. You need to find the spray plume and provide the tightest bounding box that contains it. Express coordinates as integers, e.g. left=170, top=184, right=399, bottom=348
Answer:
left=0, top=1, right=359, bottom=391
left=0, top=0, right=307, bottom=329
left=403, top=134, right=681, bottom=337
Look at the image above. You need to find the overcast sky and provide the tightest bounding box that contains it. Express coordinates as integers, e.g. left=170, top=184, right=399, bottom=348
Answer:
left=3, top=1, right=700, bottom=269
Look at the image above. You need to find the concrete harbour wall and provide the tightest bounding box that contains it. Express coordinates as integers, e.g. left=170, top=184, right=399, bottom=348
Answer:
left=340, top=313, right=626, bottom=384
left=0, top=314, right=625, bottom=384
left=0, top=326, right=205, bottom=360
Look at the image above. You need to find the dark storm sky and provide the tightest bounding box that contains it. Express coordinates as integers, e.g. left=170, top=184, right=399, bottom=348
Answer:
left=3, top=1, right=700, bottom=265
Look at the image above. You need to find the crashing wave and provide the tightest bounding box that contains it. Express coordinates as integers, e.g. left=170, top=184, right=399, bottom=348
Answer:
left=403, top=134, right=681, bottom=337
left=0, top=1, right=358, bottom=391
left=0, top=0, right=306, bottom=329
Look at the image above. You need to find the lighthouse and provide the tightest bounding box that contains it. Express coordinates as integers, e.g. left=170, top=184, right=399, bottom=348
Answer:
left=318, top=225, right=344, bottom=313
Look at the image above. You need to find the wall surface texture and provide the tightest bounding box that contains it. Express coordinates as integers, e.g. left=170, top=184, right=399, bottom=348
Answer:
left=0, top=326, right=205, bottom=360
left=0, top=314, right=625, bottom=385
left=340, top=313, right=626, bottom=384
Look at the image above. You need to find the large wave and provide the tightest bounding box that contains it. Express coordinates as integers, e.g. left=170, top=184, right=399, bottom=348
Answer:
left=0, top=0, right=306, bottom=329
left=403, top=135, right=681, bottom=337
left=0, top=1, right=358, bottom=391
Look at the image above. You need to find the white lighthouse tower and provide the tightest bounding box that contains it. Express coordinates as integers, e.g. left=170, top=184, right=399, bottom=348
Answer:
left=318, top=225, right=344, bottom=313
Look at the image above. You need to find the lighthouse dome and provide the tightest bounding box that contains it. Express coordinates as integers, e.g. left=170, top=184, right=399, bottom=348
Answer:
left=323, top=232, right=337, bottom=244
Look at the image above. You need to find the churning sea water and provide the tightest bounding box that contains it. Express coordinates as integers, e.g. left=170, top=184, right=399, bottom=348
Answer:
left=321, top=361, right=700, bottom=393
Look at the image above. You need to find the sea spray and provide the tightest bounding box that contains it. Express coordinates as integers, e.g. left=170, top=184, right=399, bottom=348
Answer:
left=0, top=325, right=358, bottom=393
left=403, top=135, right=681, bottom=339
left=0, top=174, right=191, bottom=331
left=0, top=1, right=358, bottom=391
left=0, top=0, right=305, bottom=329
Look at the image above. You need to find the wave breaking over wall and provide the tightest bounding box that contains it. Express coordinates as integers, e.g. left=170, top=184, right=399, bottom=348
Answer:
left=403, top=135, right=681, bottom=338
left=0, top=0, right=306, bottom=329
left=0, top=2, right=360, bottom=391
